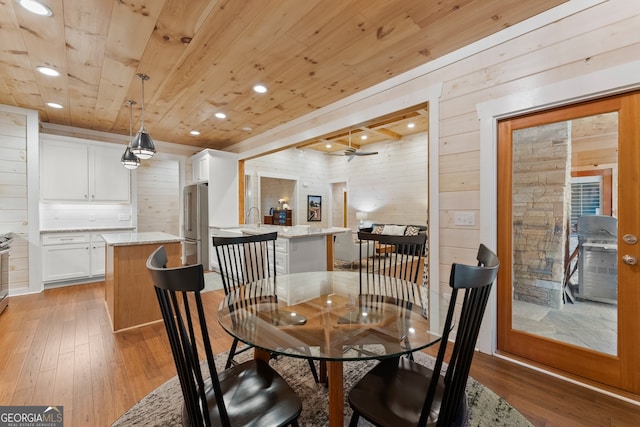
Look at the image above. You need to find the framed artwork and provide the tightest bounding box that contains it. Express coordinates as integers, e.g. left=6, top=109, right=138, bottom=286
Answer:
left=307, top=195, right=321, bottom=221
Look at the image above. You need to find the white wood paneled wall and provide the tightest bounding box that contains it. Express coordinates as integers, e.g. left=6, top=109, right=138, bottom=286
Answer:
left=0, top=108, right=29, bottom=293
left=245, top=148, right=330, bottom=227
left=434, top=0, right=640, bottom=294
left=245, top=131, right=427, bottom=230
left=329, top=132, right=428, bottom=227
left=136, top=157, right=180, bottom=235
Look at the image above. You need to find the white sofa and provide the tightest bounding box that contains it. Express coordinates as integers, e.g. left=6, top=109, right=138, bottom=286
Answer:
left=334, top=231, right=375, bottom=266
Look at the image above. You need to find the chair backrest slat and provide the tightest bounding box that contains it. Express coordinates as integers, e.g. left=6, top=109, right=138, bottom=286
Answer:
left=419, top=243, right=499, bottom=427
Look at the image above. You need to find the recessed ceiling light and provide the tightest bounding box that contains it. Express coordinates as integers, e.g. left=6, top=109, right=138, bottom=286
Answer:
left=253, top=84, right=268, bottom=94
left=46, top=102, right=63, bottom=109
left=36, top=66, right=60, bottom=77
left=407, top=123, right=415, bottom=128
left=361, top=135, right=368, bottom=140
left=17, top=0, right=53, bottom=16
left=189, top=130, right=200, bottom=136
left=325, top=144, right=331, bottom=149
left=241, top=126, right=253, bottom=132
left=215, top=112, right=226, bottom=119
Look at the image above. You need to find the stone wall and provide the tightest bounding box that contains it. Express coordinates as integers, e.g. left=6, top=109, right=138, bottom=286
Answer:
left=512, top=122, right=571, bottom=309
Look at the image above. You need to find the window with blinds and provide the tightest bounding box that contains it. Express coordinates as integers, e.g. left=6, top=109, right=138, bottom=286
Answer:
left=571, top=175, right=603, bottom=230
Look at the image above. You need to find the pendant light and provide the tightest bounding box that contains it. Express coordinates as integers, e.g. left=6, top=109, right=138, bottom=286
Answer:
left=121, top=100, right=140, bottom=170
left=129, top=73, right=156, bottom=159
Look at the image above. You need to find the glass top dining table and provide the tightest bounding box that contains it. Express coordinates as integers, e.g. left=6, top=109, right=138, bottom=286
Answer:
left=216, top=271, right=441, bottom=427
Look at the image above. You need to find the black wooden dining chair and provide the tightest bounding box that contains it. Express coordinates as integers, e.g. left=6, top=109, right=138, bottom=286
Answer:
left=348, top=243, right=499, bottom=427
left=340, top=232, right=427, bottom=357
left=358, top=231, right=427, bottom=291
left=146, top=245, right=302, bottom=427
left=212, top=232, right=320, bottom=382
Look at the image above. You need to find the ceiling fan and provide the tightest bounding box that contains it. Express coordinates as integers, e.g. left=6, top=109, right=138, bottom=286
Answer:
left=326, top=131, right=378, bottom=162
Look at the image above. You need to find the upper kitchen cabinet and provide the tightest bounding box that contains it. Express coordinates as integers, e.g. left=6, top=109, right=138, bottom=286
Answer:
left=192, top=150, right=209, bottom=183
left=190, top=149, right=239, bottom=227
left=41, top=135, right=131, bottom=203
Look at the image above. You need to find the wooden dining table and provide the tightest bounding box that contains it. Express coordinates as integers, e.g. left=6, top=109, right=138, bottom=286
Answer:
left=216, top=271, right=440, bottom=427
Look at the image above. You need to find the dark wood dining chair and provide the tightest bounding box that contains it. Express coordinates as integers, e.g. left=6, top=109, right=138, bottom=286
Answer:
left=212, top=232, right=320, bottom=382
left=347, top=243, right=499, bottom=427
left=146, top=245, right=302, bottom=427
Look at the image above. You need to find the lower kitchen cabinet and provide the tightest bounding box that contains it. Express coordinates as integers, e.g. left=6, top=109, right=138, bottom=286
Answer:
left=42, top=233, right=91, bottom=282
left=273, top=235, right=327, bottom=275
left=42, top=243, right=91, bottom=282
left=91, top=236, right=106, bottom=276
left=41, top=231, right=115, bottom=284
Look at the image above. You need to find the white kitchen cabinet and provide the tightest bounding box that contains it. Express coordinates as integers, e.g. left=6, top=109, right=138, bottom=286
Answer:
left=272, top=235, right=326, bottom=275
left=274, top=238, right=289, bottom=275
left=90, top=144, right=131, bottom=202
left=41, top=233, right=91, bottom=282
left=41, top=136, right=130, bottom=203
left=41, top=232, right=111, bottom=284
left=41, top=139, right=89, bottom=201
left=90, top=234, right=106, bottom=276
left=191, top=151, right=209, bottom=183
left=190, top=149, right=239, bottom=228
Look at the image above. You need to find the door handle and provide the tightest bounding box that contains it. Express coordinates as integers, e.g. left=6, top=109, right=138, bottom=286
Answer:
left=622, top=254, right=637, bottom=265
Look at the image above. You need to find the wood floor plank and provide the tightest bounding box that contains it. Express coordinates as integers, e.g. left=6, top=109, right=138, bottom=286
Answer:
left=53, top=350, right=75, bottom=413
left=72, top=342, right=94, bottom=426
left=1, top=281, right=639, bottom=426
left=31, top=368, right=55, bottom=406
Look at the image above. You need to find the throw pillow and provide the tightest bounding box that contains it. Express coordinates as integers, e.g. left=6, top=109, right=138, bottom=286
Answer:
left=405, top=225, right=420, bottom=236
left=382, top=225, right=406, bottom=235
left=372, top=225, right=385, bottom=234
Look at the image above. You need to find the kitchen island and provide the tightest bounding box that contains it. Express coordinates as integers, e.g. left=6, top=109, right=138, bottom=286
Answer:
left=211, top=225, right=349, bottom=274
left=102, top=232, right=182, bottom=332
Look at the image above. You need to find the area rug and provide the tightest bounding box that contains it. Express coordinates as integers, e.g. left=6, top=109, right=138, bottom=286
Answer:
left=334, top=259, right=362, bottom=271
left=111, top=351, right=532, bottom=427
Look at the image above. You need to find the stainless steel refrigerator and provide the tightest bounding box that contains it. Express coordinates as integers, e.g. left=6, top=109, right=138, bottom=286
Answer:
left=183, top=184, right=209, bottom=266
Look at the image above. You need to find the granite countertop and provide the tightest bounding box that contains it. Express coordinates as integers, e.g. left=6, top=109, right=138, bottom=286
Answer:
left=211, top=225, right=350, bottom=239
left=101, top=231, right=183, bottom=246
left=41, top=226, right=136, bottom=234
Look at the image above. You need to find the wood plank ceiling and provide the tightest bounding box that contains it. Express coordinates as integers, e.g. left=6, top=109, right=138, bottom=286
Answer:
left=0, top=0, right=568, bottom=152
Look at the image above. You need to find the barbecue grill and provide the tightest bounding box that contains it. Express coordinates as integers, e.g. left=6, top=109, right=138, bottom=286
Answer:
left=576, top=215, right=617, bottom=304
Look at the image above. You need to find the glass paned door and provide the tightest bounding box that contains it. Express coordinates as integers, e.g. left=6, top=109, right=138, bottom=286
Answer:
left=497, top=92, right=640, bottom=394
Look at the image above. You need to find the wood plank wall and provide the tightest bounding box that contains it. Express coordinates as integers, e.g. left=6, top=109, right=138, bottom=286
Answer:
left=434, top=0, right=640, bottom=294
left=135, top=157, right=180, bottom=235
left=245, top=131, right=428, bottom=229
left=0, top=109, right=29, bottom=292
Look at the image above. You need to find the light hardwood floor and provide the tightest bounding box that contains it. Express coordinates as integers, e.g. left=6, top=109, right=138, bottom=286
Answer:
left=1, top=282, right=638, bottom=426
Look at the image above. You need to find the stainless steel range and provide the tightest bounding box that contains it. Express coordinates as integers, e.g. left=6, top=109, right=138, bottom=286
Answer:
left=0, top=233, right=12, bottom=315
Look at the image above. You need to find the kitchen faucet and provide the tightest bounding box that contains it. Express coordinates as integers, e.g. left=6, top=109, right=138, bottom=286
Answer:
left=246, top=206, right=261, bottom=226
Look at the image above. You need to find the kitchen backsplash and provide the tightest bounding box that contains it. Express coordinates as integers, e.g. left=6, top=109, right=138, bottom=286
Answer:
left=40, top=203, right=134, bottom=230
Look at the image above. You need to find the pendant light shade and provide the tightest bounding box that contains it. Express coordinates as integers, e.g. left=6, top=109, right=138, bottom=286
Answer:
left=130, top=129, right=155, bottom=159
left=121, top=100, right=140, bottom=170
left=121, top=146, right=140, bottom=169
left=129, top=73, right=155, bottom=160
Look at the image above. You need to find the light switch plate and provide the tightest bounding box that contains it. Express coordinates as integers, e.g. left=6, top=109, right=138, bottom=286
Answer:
left=454, top=211, right=475, bottom=226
